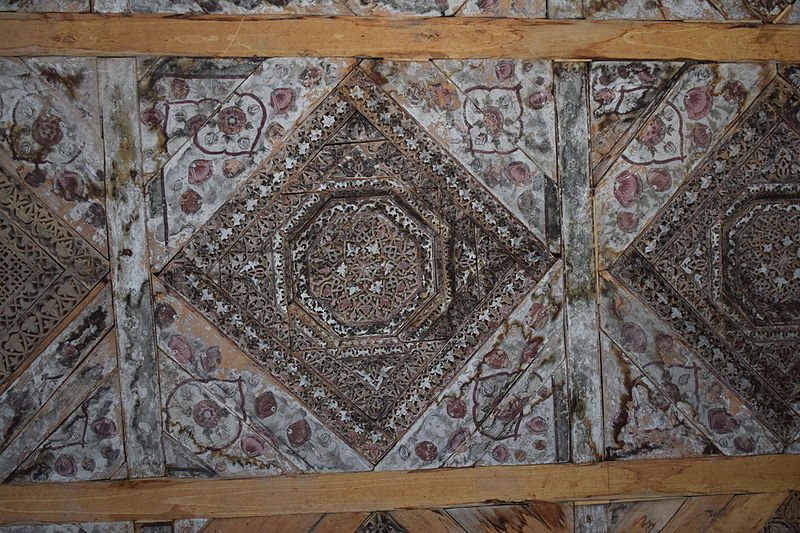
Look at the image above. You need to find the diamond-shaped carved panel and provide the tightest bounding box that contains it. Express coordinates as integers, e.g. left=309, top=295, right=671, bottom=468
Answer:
left=611, top=78, right=800, bottom=438
left=162, top=69, right=555, bottom=463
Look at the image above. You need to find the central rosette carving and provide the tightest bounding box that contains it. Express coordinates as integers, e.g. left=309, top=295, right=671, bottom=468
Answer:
left=290, top=194, right=438, bottom=338
left=306, top=209, right=423, bottom=327
left=724, top=199, right=800, bottom=326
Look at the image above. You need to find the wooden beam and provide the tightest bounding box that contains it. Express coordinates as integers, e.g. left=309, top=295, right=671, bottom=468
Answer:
left=0, top=455, right=798, bottom=524
left=0, top=14, right=797, bottom=61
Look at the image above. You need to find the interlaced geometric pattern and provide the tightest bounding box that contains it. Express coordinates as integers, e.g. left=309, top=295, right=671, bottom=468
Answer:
left=612, top=78, right=800, bottom=439
left=0, top=171, right=107, bottom=382
left=162, top=69, right=555, bottom=463
left=0, top=243, right=35, bottom=304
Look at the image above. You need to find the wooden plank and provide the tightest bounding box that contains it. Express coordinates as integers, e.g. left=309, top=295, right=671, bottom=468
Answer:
left=606, top=498, right=685, bottom=533
left=447, top=503, right=573, bottom=533
left=199, top=514, right=323, bottom=533
left=660, top=494, right=734, bottom=533
left=555, top=62, right=603, bottom=464
left=391, top=509, right=466, bottom=533
left=0, top=455, right=799, bottom=524
left=0, top=15, right=797, bottom=61
left=99, top=58, right=164, bottom=478
left=706, top=492, right=789, bottom=533
left=310, top=513, right=370, bottom=533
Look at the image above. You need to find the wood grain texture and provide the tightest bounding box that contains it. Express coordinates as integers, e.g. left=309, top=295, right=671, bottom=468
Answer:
left=1, top=455, right=798, bottom=524
left=99, top=58, right=164, bottom=478
left=705, top=492, right=790, bottom=533
left=659, top=494, right=734, bottom=533
left=199, top=514, right=322, bottom=533
left=555, top=61, right=603, bottom=464
left=606, top=498, right=685, bottom=533
left=447, top=503, right=573, bottom=533
left=391, top=509, right=466, bottom=533
left=0, top=14, right=797, bottom=60
left=310, top=513, right=370, bottom=533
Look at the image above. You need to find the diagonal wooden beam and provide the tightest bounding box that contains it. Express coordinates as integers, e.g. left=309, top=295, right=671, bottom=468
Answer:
left=0, top=14, right=797, bottom=61
left=0, top=454, right=798, bottom=524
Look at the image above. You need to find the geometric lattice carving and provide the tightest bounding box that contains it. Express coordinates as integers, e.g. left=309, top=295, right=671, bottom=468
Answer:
left=612, top=78, right=800, bottom=439
left=0, top=171, right=107, bottom=383
left=162, top=69, right=554, bottom=463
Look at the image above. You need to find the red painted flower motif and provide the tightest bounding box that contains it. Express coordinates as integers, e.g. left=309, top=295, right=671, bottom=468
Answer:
left=504, top=161, right=532, bottom=186
left=616, top=211, right=639, bottom=233
left=414, top=440, right=438, bottom=462
left=534, top=440, right=547, bottom=450
left=525, top=90, right=549, bottom=110
left=495, top=60, right=515, bottom=81
left=430, top=82, right=460, bottom=111
left=53, top=171, right=84, bottom=201
left=690, top=122, right=711, bottom=148
left=447, top=428, right=470, bottom=452
left=57, top=343, right=79, bottom=367
left=684, top=85, right=713, bottom=120
left=287, top=419, right=311, bottom=447
left=185, top=114, right=207, bottom=137
left=514, top=449, right=527, bottom=462
left=140, top=108, right=164, bottom=129
left=526, top=416, right=548, bottom=435
left=270, top=88, right=296, bottom=115
left=517, top=190, right=536, bottom=212
left=266, top=122, right=285, bottom=143
left=484, top=348, right=509, bottom=369
left=734, top=435, right=755, bottom=453
left=223, top=159, right=245, bottom=178
left=482, top=106, right=505, bottom=136
left=525, top=303, right=548, bottom=330
left=24, top=167, right=47, bottom=187
left=167, top=334, right=195, bottom=364
left=621, top=322, right=648, bottom=353
left=655, top=333, right=674, bottom=354
left=54, top=454, right=77, bottom=477
left=637, top=116, right=665, bottom=147
left=254, top=391, right=278, bottom=419
left=180, top=189, right=202, bottom=215
left=593, top=88, right=615, bottom=106
left=32, top=115, right=63, bottom=146
left=300, top=66, right=323, bottom=88
left=446, top=397, right=467, bottom=419
left=201, top=346, right=222, bottom=372
left=171, top=78, right=190, bottom=99
left=646, top=168, right=672, bottom=192
left=521, top=338, right=543, bottom=363
left=217, top=106, right=247, bottom=135
left=188, top=159, right=213, bottom=185
left=721, top=80, right=747, bottom=105
left=241, top=434, right=266, bottom=457
left=613, top=170, right=643, bottom=208
left=192, top=399, right=222, bottom=429
left=708, top=408, right=739, bottom=434
left=86, top=203, right=106, bottom=228
left=496, top=396, right=523, bottom=422
left=155, top=302, right=177, bottom=329
left=91, top=417, right=118, bottom=438
left=492, top=444, right=509, bottom=463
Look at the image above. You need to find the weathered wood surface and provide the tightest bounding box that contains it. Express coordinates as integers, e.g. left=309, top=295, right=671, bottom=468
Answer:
left=99, top=58, right=164, bottom=478
left=0, top=15, right=798, bottom=60
left=555, top=62, right=604, bottom=464
left=0, top=455, right=798, bottom=524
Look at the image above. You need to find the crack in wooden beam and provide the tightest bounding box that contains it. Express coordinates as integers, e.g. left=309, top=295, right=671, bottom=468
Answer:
left=0, top=14, right=797, bottom=61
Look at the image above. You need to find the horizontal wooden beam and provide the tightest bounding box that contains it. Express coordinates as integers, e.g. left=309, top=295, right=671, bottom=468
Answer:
left=0, top=14, right=797, bottom=61
left=0, top=454, right=798, bottom=524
